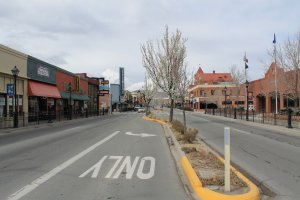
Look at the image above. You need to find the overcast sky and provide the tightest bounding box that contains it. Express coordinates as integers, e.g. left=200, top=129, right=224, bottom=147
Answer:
left=1, top=0, right=299, bottom=91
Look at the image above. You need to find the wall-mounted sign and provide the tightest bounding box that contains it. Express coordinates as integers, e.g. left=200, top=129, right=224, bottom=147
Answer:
left=99, top=79, right=110, bottom=96
left=7, top=84, right=14, bottom=96
left=37, top=65, right=50, bottom=78
left=101, top=80, right=109, bottom=85
left=75, top=76, right=80, bottom=92
left=99, top=85, right=109, bottom=90
left=99, top=90, right=109, bottom=95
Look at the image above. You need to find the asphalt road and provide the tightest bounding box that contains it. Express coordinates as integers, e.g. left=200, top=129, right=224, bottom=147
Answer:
left=0, top=113, right=190, bottom=200
left=157, top=108, right=300, bottom=200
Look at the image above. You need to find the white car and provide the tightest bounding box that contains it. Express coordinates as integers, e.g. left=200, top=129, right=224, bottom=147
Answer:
left=138, top=108, right=146, bottom=113
left=248, top=105, right=255, bottom=111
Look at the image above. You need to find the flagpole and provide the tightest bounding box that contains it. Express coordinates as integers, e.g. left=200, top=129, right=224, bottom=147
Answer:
left=244, top=52, right=249, bottom=121
left=273, top=34, right=278, bottom=114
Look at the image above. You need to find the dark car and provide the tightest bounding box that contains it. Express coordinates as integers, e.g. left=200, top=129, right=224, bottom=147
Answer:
left=279, top=108, right=293, bottom=115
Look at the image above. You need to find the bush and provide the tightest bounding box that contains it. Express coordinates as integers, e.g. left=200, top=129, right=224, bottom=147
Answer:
left=181, top=146, right=197, bottom=153
left=183, top=128, right=198, bottom=143
left=171, top=120, right=185, bottom=134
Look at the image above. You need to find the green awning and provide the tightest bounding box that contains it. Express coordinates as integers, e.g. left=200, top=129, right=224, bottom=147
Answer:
left=60, top=92, right=90, bottom=101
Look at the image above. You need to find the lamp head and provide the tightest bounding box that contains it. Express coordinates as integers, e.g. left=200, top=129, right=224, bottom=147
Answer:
left=245, top=80, right=249, bottom=86
left=11, top=66, right=19, bottom=76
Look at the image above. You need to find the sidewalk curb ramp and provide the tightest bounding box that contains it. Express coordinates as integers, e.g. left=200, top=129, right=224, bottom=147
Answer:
left=144, top=116, right=260, bottom=200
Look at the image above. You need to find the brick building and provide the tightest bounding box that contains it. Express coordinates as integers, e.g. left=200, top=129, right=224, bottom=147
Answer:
left=188, top=67, right=246, bottom=110
left=247, top=62, right=300, bottom=113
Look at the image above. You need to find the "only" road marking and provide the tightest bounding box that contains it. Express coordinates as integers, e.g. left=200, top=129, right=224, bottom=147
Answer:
left=79, top=156, right=156, bottom=180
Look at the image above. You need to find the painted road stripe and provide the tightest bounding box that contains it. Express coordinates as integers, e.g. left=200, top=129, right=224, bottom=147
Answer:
left=7, top=131, right=120, bottom=200
left=233, top=128, right=251, bottom=135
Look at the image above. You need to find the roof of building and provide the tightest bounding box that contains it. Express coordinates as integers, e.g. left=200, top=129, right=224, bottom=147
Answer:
left=194, top=67, right=233, bottom=84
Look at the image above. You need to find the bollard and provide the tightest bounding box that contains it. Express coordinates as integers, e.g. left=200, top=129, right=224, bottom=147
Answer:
left=234, top=108, right=237, bottom=119
left=224, top=127, right=230, bottom=192
left=262, top=109, right=264, bottom=124
left=287, top=109, right=293, bottom=128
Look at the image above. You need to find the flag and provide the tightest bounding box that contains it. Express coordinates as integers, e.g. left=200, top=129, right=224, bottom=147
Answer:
left=243, top=52, right=248, bottom=63
left=245, top=63, right=249, bottom=69
left=273, top=33, right=276, bottom=44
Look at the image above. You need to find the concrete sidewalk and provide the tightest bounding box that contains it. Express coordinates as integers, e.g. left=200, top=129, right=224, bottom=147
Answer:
left=191, top=111, right=300, bottom=138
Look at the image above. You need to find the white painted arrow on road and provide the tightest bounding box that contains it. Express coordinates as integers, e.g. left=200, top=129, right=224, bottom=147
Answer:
left=125, top=132, right=156, bottom=138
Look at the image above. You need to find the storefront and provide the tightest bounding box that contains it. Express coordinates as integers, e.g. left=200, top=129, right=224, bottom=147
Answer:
left=56, top=68, right=89, bottom=119
left=27, top=56, right=61, bottom=122
left=0, top=44, right=28, bottom=128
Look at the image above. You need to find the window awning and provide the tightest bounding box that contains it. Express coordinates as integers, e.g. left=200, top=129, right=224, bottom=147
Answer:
left=60, top=92, right=89, bottom=101
left=28, top=81, right=61, bottom=98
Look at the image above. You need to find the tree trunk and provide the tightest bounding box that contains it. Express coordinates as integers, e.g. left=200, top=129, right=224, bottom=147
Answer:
left=182, top=101, right=187, bottom=134
left=169, top=98, right=174, bottom=122
left=146, top=103, right=150, bottom=115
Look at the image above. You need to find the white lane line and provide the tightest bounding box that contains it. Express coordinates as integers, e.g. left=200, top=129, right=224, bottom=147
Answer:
left=7, top=131, right=120, bottom=200
left=233, top=128, right=251, bottom=135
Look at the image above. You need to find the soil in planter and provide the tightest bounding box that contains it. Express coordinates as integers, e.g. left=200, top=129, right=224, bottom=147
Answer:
left=175, top=128, right=249, bottom=194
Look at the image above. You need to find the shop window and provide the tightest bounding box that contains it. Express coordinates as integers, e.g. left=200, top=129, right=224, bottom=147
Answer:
left=0, top=76, right=5, bottom=91
left=0, top=94, right=6, bottom=117
left=200, top=90, right=205, bottom=96
left=29, top=97, right=38, bottom=115
left=18, top=95, right=23, bottom=114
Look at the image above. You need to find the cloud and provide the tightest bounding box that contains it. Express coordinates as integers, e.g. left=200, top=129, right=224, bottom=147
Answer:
left=0, top=0, right=299, bottom=88
left=126, top=81, right=144, bottom=92
left=101, top=69, right=119, bottom=84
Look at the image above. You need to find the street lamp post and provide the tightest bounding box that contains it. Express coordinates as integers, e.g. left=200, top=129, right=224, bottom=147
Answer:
left=224, top=86, right=227, bottom=117
left=11, top=66, right=19, bottom=128
left=245, top=80, right=249, bottom=121
left=68, top=82, right=72, bottom=120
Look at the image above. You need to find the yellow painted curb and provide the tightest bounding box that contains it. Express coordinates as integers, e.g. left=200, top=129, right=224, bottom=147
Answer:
left=181, top=155, right=260, bottom=200
left=143, top=116, right=167, bottom=125
left=143, top=116, right=260, bottom=200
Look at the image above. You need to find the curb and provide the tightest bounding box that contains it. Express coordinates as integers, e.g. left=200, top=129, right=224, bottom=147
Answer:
left=144, top=116, right=260, bottom=200
left=0, top=114, right=114, bottom=135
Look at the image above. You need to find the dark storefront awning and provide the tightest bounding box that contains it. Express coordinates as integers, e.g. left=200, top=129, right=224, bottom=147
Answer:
left=28, top=81, right=61, bottom=98
left=60, top=92, right=90, bottom=101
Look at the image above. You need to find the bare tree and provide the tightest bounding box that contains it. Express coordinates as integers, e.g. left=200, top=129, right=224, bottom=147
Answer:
left=141, top=25, right=187, bottom=122
left=229, top=64, right=246, bottom=102
left=230, top=64, right=246, bottom=86
left=175, top=64, right=192, bottom=134
left=277, top=31, right=300, bottom=106
left=141, top=75, right=156, bottom=115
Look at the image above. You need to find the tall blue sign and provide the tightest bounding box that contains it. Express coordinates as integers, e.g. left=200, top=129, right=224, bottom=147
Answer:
left=7, top=84, right=14, bottom=96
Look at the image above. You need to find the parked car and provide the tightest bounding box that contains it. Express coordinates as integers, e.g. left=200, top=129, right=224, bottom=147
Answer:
left=248, top=105, right=255, bottom=111
left=236, top=106, right=244, bottom=111
left=279, top=108, right=293, bottom=115
left=137, top=107, right=146, bottom=113
left=295, top=108, right=300, bottom=116
left=134, top=106, right=141, bottom=111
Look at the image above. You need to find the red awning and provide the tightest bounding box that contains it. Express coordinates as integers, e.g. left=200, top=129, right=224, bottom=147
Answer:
left=28, top=81, right=61, bottom=98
